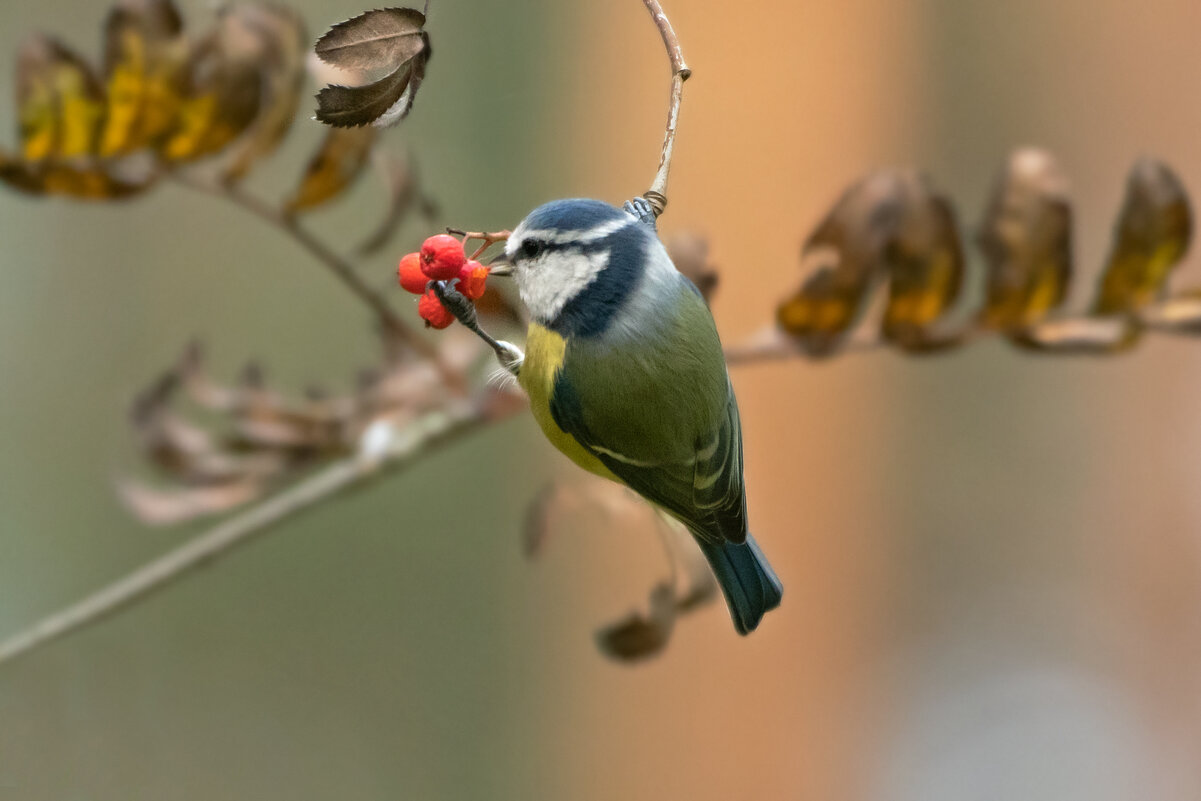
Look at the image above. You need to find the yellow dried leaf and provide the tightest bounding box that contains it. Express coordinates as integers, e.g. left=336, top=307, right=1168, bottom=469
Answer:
left=1091, top=158, right=1192, bottom=316
left=283, top=126, right=377, bottom=214
left=17, top=35, right=105, bottom=162
left=977, top=149, right=1073, bottom=331
left=97, top=0, right=187, bottom=158
left=880, top=191, right=965, bottom=350
left=0, top=152, right=154, bottom=200
left=778, top=170, right=964, bottom=354
left=776, top=262, right=864, bottom=356
left=159, top=16, right=262, bottom=163
left=1139, top=288, right=1201, bottom=335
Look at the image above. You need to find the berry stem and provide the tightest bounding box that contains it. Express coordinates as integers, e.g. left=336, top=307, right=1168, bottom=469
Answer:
left=447, top=228, right=511, bottom=261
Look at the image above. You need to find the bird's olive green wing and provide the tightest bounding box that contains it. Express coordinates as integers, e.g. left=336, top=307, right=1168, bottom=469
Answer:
left=549, top=366, right=748, bottom=545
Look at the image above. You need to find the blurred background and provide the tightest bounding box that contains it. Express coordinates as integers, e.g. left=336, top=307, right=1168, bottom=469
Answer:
left=3, top=0, right=1201, bottom=799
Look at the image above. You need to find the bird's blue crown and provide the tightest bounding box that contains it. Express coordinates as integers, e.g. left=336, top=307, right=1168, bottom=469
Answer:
left=519, top=198, right=630, bottom=234
left=513, top=199, right=653, bottom=338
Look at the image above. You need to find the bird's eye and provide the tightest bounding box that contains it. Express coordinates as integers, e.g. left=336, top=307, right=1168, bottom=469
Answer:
left=519, top=238, right=543, bottom=260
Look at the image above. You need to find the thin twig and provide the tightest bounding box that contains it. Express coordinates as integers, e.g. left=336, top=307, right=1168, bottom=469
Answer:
left=171, top=173, right=452, bottom=374
left=0, top=402, right=490, bottom=667
left=640, top=0, right=690, bottom=217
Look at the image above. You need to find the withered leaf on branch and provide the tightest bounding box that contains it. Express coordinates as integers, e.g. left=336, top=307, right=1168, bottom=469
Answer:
left=284, top=125, right=377, bottom=213
left=878, top=175, right=965, bottom=351
left=98, top=0, right=187, bottom=158
left=777, top=195, right=878, bottom=355
left=596, top=582, right=677, bottom=662
left=161, top=8, right=266, bottom=163
left=313, top=8, right=431, bottom=128
left=1091, top=158, right=1192, bottom=316
left=221, top=5, right=308, bottom=181
left=1140, top=290, right=1201, bottom=335
left=118, top=478, right=265, bottom=526
left=314, top=8, right=428, bottom=71
left=666, top=233, right=719, bottom=304
left=0, top=153, right=154, bottom=200
left=314, top=56, right=428, bottom=128
left=121, top=341, right=381, bottom=526
left=17, top=35, right=105, bottom=162
left=778, top=170, right=964, bottom=355
left=355, top=149, right=438, bottom=255
left=977, top=148, right=1073, bottom=332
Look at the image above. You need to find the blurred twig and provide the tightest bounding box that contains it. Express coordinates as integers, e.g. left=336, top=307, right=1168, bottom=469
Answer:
left=171, top=172, right=455, bottom=379
left=0, top=400, right=492, bottom=667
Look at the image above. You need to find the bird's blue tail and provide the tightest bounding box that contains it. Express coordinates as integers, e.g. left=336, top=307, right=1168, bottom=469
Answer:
left=698, top=533, right=782, bottom=635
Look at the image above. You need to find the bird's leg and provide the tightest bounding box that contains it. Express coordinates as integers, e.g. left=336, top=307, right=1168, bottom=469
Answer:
left=429, top=281, right=524, bottom=376
left=622, top=196, right=658, bottom=230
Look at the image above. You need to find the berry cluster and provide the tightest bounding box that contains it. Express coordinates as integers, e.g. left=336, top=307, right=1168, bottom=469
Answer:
left=396, top=234, right=492, bottom=329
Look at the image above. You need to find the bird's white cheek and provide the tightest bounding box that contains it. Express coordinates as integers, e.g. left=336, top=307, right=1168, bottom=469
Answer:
left=514, top=251, right=610, bottom=323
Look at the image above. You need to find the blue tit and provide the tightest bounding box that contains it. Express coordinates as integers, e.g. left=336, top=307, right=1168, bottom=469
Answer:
left=494, top=197, right=782, bottom=635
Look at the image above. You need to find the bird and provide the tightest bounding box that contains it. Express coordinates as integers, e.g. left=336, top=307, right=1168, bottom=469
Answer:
left=490, top=196, right=782, bottom=635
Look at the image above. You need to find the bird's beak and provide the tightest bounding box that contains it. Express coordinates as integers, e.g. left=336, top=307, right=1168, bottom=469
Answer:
left=487, top=253, right=513, bottom=276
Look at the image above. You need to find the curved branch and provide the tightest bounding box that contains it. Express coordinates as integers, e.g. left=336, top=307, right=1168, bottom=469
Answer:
left=641, top=0, right=691, bottom=217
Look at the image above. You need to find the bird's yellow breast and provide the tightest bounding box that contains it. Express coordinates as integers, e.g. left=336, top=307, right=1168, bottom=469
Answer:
left=519, top=323, right=618, bottom=481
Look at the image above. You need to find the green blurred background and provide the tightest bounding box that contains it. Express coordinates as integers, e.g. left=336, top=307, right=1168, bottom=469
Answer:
left=3, top=1, right=1201, bottom=799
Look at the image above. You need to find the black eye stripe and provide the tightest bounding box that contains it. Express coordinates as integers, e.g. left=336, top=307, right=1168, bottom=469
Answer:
left=519, top=238, right=543, bottom=259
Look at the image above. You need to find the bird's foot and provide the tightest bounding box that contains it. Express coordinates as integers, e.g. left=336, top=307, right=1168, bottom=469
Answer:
left=623, top=197, right=658, bottom=230
left=493, top=340, right=524, bottom=376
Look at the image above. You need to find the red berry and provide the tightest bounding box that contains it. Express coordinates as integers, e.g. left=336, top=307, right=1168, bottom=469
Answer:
left=397, top=252, right=428, bottom=295
left=418, top=288, right=455, bottom=329
left=420, top=234, right=467, bottom=280
left=457, top=261, right=490, bottom=300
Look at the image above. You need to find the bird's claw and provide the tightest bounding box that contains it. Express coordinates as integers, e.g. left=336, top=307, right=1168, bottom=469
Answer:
left=623, top=197, right=657, bottom=230
left=494, top=340, right=524, bottom=376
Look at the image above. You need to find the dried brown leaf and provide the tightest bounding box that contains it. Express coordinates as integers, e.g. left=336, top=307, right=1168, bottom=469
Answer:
left=879, top=181, right=966, bottom=350
left=160, top=10, right=265, bottom=162
left=0, top=152, right=154, bottom=199
left=596, top=582, right=677, bottom=662
left=977, top=148, right=1073, bottom=331
left=666, top=232, right=719, bottom=304
left=778, top=170, right=963, bottom=355
left=221, top=5, right=308, bottom=181
left=283, top=125, right=377, bottom=213
left=117, top=478, right=264, bottom=526
left=1091, top=158, right=1192, bottom=316
left=1140, top=290, right=1201, bottom=335
left=17, top=35, right=105, bottom=162
left=314, top=49, right=428, bottom=128
left=314, top=8, right=427, bottom=72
